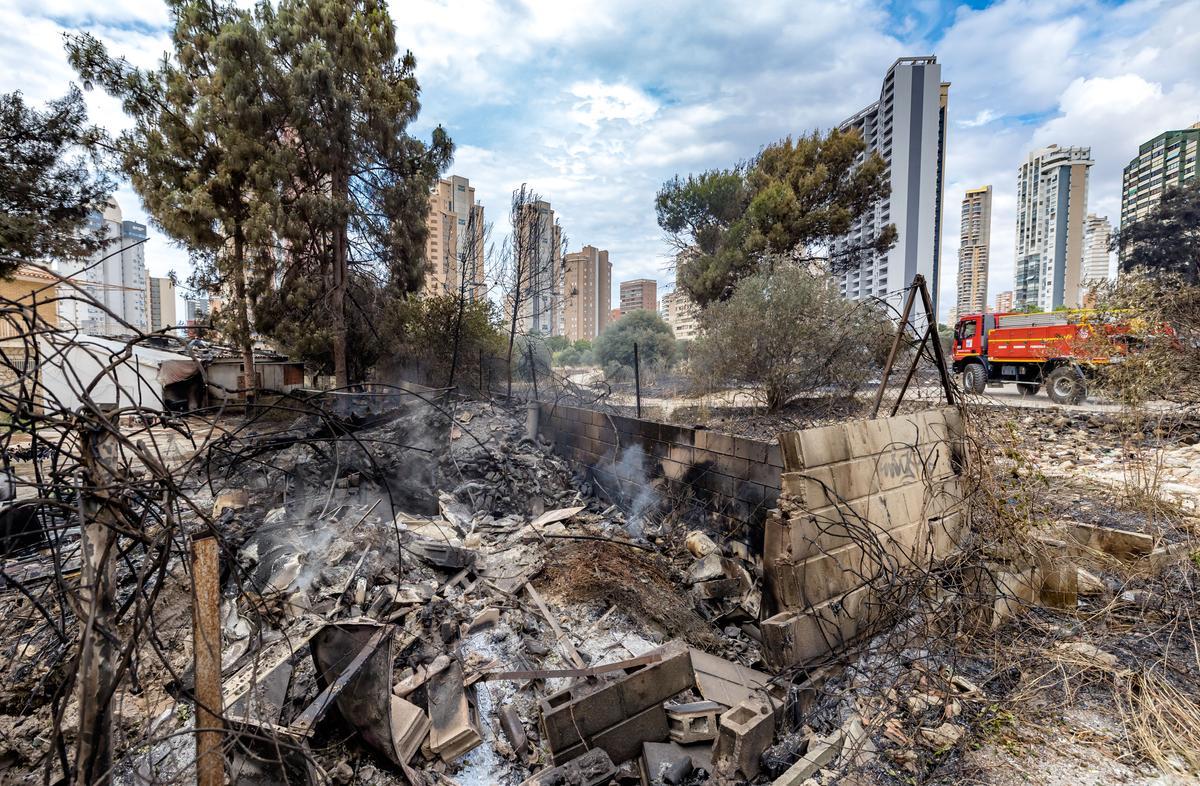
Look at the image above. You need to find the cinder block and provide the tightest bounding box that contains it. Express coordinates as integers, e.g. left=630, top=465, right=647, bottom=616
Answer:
left=552, top=703, right=670, bottom=766
left=703, top=431, right=736, bottom=457
left=767, top=442, right=783, bottom=468
left=716, top=453, right=749, bottom=479
left=699, top=472, right=734, bottom=499
left=733, top=438, right=769, bottom=465
left=539, top=641, right=693, bottom=760
left=666, top=701, right=722, bottom=744
left=712, top=699, right=775, bottom=781
left=761, top=585, right=874, bottom=671
left=667, top=443, right=694, bottom=466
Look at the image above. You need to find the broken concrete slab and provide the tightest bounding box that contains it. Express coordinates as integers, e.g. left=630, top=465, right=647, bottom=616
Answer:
left=428, top=660, right=482, bottom=761
left=389, top=696, right=430, bottom=764
left=408, top=539, right=476, bottom=570
left=772, top=729, right=845, bottom=786
left=500, top=705, right=530, bottom=758
left=1071, top=522, right=1156, bottom=562
left=530, top=505, right=587, bottom=529
left=712, top=698, right=775, bottom=782
left=519, top=748, right=616, bottom=786
left=688, top=648, right=778, bottom=708
left=551, top=703, right=670, bottom=767
left=540, top=638, right=691, bottom=763
left=539, top=641, right=693, bottom=764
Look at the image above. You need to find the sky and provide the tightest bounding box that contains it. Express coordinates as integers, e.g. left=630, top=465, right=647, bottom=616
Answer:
left=3, top=0, right=1198, bottom=321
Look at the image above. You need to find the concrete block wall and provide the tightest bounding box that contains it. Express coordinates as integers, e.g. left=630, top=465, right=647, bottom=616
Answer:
left=537, top=403, right=783, bottom=544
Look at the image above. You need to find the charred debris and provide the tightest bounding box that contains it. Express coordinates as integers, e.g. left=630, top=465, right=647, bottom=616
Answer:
left=1, top=385, right=1198, bottom=786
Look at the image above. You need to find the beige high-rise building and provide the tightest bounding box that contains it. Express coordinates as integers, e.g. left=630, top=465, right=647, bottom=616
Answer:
left=562, top=246, right=612, bottom=342
left=1082, top=214, right=1113, bottom=285
left=145, top=276, right=177, bottom=333
left=995, top=290, right=1013, bottom=313
left=1015, top=145, right=1093, bottom=310
left=512, top=199, right=562, bottom=335
left=619, top=279, right=657, bottom=315
left=423, top=175, right=486, bottom=301
left=660, top=289, right=699, bottom=341
left=955, top=186, right=992, bottom=316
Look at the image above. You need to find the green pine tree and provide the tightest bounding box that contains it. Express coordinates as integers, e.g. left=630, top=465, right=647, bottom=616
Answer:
left=0, top=88, right=112, bottom=277
left=261, top=0, right=451, bottom=386
left=68, top=0, right=280, bottom=390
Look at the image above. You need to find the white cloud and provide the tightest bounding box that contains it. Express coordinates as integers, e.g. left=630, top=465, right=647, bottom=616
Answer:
left=567, top=81, right=658, bottom=128
left=959, top=109, right=1000, bottom=128
left=5, top=0, right=1198, bottom=320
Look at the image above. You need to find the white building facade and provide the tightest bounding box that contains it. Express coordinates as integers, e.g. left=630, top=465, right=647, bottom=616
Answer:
left=836, top=56, right=950, bottom=312
left=1014, top=145, right=1093, bottom=311
left=1082, top=214, right=1113, bottom=286
left=58, top=199, right=149, bottom=335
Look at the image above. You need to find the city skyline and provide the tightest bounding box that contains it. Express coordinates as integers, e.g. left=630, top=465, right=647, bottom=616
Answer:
left=7, top=0, right=1199, bottom=320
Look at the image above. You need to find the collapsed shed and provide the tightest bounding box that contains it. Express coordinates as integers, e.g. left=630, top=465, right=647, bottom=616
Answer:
left=36, top=333, right=204, bottom=412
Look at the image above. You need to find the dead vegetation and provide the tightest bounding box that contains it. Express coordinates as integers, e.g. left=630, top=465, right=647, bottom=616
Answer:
left=1, top=280, right=1199, bottom=786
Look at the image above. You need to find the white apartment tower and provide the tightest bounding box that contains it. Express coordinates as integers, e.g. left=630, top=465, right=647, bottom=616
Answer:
left=145, top=276, right=177, bottom=333
left=1014, top=145, right=1093, bottom=310
left=660, top=289, right=700, bottom=341
left=57, top=198, right=148, bottom=335
left=512, top=200, right=563, bottom=335
left=836, top=56, right=949, bottom=311
left=1082, top=214, right=1113, bottom=285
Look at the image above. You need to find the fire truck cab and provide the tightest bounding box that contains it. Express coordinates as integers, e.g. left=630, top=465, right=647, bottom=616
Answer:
left=951, top=310, right=1097, bottom=405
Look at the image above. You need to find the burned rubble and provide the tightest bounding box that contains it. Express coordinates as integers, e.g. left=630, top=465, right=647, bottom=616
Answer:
left=1, top=382, right=1198, bottom=786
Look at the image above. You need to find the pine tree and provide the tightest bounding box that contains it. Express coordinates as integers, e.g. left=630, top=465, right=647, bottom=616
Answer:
left=68, top=0, right=280, bottom=391
left=0, top=88, right=112, bottom=277
left=262, top=0, right=451, bottom=386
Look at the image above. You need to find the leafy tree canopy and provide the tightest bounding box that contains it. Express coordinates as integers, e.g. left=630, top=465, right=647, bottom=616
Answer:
left=593, top=309, right=676, bottom=372
left=657, top=129, right=894, bottom=307
left=0, top=88, right=112, bottom=277
left=1117, top=180, right=1200, bottom=284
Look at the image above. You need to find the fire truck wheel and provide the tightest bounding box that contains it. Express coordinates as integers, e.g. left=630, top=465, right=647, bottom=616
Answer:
left=962, top=363, right=986, bottom=394
left=1017, top=382, right=1040, bottom=396
left=1046, top=367, right=1086, bottom=405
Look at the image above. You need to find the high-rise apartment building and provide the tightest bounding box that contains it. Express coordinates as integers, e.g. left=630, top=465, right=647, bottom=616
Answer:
left=995, top=290, right=1013, bottom=313
left=145, top=276, right=177, bottom=333
left=1014, top=145, right=1093, bottom=311
left=562, top=246, right=612, bottom=342
left=660, top=289, right=700, bottom=341
left=423, top=175, right=486, bottom=300
left=835, top=56, right=949, bottom=311
left=955, top=186, right=992, bottom=317
left=619, top=279, right=657, bottom=315
left=1082, top=214, right=1113, bottom=285
left=1121, top=123, right=1200, bottom=229
left=57, top=198, right=148, bottom=335
left=512, top=200, right=562, bottom=335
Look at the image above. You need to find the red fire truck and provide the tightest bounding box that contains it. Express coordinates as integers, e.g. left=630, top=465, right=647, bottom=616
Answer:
left=951, top=310, right=1128, bottom=405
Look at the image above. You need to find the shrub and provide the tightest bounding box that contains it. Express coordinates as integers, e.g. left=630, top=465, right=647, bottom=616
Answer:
left=690, top=265, right=892, bottom=411
left=594, top=309, right=676, bottom=372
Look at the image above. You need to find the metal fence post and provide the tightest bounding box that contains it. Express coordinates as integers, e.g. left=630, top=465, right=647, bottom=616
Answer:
left=633, top=342, right=642, bottom=419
